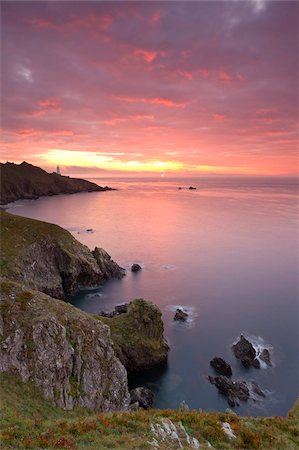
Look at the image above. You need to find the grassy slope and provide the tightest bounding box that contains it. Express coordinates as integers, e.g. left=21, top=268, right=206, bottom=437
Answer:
left=0, top=210, right=93, bottom=279
left=0, top=373, right=298, bottom=449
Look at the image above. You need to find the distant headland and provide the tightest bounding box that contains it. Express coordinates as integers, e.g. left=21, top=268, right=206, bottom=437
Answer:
left=0, top=161, right=112, bottom=204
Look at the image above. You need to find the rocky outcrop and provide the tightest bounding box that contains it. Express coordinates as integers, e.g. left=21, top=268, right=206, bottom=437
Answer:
left=98, top=299, right=169, bottom=372
left=260, top=349, right=272, bottom=366
left=0, top=211, right=125, bottom=300
left=130, top=387, right=154, bottom=410
left=92, top=247, right=125, bottom=280
left=208, top=375, right=265, bottom=407
left=131, top=263, right=142, bottom=272
left=0, top=279, right=130, bottom=411
left=232, top=335, right=256, bottom=368
left=210, top=357, right=232, bottom=377
left=0, top=161, right=112, bottom=204
left=99, top=303, right=128, bottom=318
left=174, top=308, right=188, bottom=322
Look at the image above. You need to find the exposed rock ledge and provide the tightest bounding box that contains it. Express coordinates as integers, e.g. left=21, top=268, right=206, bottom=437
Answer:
left=0, top=211, right=125, bottom=300
left=0, top=279, right=130, bottom=411
left=98, top=299, right=169, bottom=372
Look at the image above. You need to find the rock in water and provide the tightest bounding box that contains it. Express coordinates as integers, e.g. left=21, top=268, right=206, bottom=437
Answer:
left=98, top=299, right=169, bottom=372
left=130, top=387, right=154, bottom=409
left=232, top=335, right=256, bottom=363
left=208, top=375, right=250, bottom=407
left=251, top=381, right=266, bottom=398
left=260, top=349, right=272, bottom=366
left=131, top=263, right=142, bottom=272
left=174, top=308, right=188, bottom=322
left=92, top=247, right=125, bottom=280
left=0, top=280, right=130, bottom=412
left=210, top=357, right=233, bottom=377
left=252, top=358, right=261, bottom=369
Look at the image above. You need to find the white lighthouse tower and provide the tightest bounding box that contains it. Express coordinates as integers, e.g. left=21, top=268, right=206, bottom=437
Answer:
left=56, top=165, right=61, bottom=175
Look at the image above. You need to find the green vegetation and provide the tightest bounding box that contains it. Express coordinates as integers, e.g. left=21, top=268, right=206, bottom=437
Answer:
left=0, top=210, right=92, bottom=279
left=0, top=373, right=298, bottom=449
left=97, top=299, right=169, bottom=372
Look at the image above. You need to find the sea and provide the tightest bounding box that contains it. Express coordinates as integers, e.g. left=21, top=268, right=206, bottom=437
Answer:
left=6, top=176, right=299, bottom=416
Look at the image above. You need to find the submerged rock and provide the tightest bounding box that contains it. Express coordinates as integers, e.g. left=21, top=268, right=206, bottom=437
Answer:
left=131, top=263, right=142, bottom=272
left=0, top=279, right=130, bottom=412
left=210, top=357, right=232, bottom=377
left=98, top=299, right=169, bottom=373
left=251, top=381, right=266, bottom=398
left=174, top=308, right=188, bottom=322
left=130, top=387, right=154, bottom=409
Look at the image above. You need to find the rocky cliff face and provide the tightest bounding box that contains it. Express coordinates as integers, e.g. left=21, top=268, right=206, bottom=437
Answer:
left=0, top=161, right=112, bottom=204
left=98, top=299, right=169, bottom=372
left=0, top=279, right=130, bottom=411
left=0, top=211, right=125, bottom=299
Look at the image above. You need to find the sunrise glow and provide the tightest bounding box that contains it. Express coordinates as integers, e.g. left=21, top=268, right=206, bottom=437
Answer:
left=1, top=1, right=298, bottom=177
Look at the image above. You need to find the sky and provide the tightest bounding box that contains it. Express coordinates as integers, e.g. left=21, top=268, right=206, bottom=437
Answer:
left=1, top=0, right=298, bottom=178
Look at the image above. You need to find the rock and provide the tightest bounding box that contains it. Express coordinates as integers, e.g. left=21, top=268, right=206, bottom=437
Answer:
left=225, top=408, right=238, bottom=416
left=252, top=358, right=261, bottom=369
left=189, top=186, right=197, bottom=190
left=173, top=308, right=188, bottom=322
left=209, top=375, right=250, bottom=407
left=260, top=349, right=272, bottom=366
left=114, top=304, right=128, bottom=314
left=130, top=387, right=154, bottom=409
left=129, top=401, right=140, bottom=411
left=210, top=357, right=232, bottom=377
left=131, top=263, right=142, bottom=272
left=98, top=304, right=128, bottom=318
left=241, top=356, right=252, bottom=368
left=178, top=187, right=182, bottom=190
left=251, top=381, right=266, bottom=398
left=234, top=380, right=250, bottom=401
left=179, top=400, right=190, bottom=412
left=0, top=279, right=130, bottom=412
left=99, top=299, right=169, bottom=372
left=232, top=335, right=256, bottom=363
left=93, top=247, right=126, bottom=280
left=1, top=211, right=125, bottom=300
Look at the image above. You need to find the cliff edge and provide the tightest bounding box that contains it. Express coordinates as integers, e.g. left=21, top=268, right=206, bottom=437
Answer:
left=0, top=211, right=125, bottom=299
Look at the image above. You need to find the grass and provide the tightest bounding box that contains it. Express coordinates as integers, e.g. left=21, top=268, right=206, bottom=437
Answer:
left=0, top=372, right=298, bottom=449
left=0, top=210, right=94, bottom=280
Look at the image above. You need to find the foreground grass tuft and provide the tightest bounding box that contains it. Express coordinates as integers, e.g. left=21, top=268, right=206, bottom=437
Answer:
left=0, top=373, right=298, bottom=449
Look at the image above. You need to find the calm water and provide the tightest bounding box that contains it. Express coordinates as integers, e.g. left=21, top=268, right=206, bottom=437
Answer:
left=7, top=177, right=299, bottom=416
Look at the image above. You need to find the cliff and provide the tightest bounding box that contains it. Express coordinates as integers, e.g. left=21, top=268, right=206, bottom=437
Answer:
left=0, top=279, right=130, bottom=412
left=0, top=161, right=112, bottom=204
left=98, top=299, right=169, bottom=372
left=0, top=211, right=125, bottom=299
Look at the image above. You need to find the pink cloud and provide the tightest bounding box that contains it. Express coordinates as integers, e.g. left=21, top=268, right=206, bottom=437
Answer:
left=212, top=114, right=226, bottom=122
left=102, top=114, right=154, bottom=125
left=150, top=10, right=161, bottom=25
left=115, top=96, right=187, bottom=108
left=219, top=69, right=232, bottom=83
left=133, top=48, right=158, bottom=63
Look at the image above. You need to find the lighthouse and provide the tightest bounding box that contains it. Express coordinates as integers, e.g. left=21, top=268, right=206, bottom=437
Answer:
left=56, top=165, right=61, bottom=175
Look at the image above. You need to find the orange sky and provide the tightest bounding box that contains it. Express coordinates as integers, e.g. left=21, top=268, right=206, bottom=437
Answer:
left=1, top=1, right=298, bottom=177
